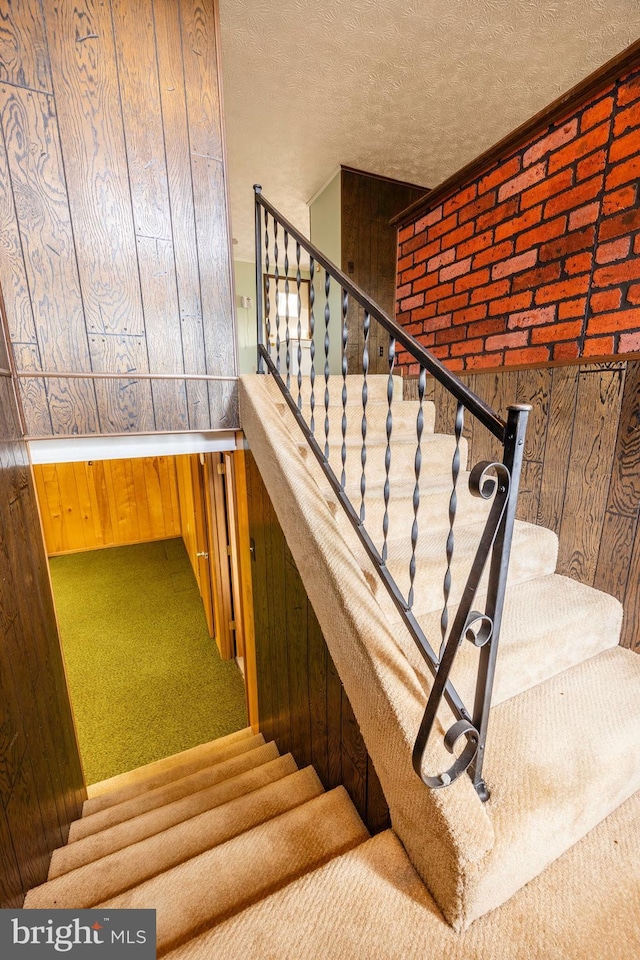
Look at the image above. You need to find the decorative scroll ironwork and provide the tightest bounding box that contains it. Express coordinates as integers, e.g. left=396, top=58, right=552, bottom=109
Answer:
left=253, top=185, right=530, bottom=801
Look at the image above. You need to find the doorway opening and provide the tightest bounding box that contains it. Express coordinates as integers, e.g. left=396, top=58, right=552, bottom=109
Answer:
left=33, top=450, right=255, bottom=786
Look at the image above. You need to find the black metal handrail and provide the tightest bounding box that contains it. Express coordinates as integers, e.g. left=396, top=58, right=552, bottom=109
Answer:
left=253, top=185, right=530, bottom=801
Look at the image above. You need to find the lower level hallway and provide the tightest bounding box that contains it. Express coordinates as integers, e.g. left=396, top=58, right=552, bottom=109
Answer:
left=49, top=538, right=247, bottom=784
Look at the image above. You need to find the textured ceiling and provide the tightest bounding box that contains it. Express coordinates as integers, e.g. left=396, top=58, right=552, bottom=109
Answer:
left=219, top=0, right=640, bottom=261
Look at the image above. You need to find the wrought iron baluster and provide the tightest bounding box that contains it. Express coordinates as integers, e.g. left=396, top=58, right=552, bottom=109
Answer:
left=273, top=220, right=280, bottom=374
left=252, top=188, right=531, bottom=799
left=440, top=402, right=464, bottom=661
left=382, top=336, right=395, bottom=564
left=340, top=287, right=349, bottom=490
left=360, top=310, right=370, bottom=522
left=264, top=211, right=271, bottom=362
left=296, top=242, right=302, bottom=410
left=408, top=366, right=426, bottom=609
left=284, top=231, right=291, bottom=390
left=254, top=186, right=265, bottom=373
left=309, top=257, right=316, bottom=435
left=324, top=270, right=331, bottom=460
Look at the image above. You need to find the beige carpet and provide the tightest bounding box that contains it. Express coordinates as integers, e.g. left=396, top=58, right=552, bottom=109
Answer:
left=23, top=372, right=640, bottom=957
left=24, top=729, right=640, bottom=959
left=239, top=373, right=638, bottom=929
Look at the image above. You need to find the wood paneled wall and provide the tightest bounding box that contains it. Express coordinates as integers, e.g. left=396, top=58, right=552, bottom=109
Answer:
left=33, top=456, right=181, bottom=555
left=0, top=0, right=237, bottom=438
left=407, top=360, right=640, bottom=651
left=0, top=330, right=84, bottom=907
left=245, top=450, right=390, bottom=834
left=341, top=168, right=425, bottom=375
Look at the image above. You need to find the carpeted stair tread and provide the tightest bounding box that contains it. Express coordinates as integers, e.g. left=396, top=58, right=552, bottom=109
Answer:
left=416, top=574, right=622, bottom=708
left=69, top=742, right=280, bottom=842
left=290, top=373, right=404, bottom=405
left=82, top=733, right=267, bottom=816
left=86, top=727, right=256, bottom=800
left=296, top=400, right=436, bottom=441
left=466, top=645, right=640, bottom=924
left=337, top=472, right=494, bottom=535
left=99, top=787, right=369, bottom=955
left=302, top=432, right=468, bottom=483
left=26, top=766, right=325, bottom=909
left=385, top=518, right=558, bottom=614
left=49, top=754, right=298, bottom=879
left=163, top=792, right=640, bottom=960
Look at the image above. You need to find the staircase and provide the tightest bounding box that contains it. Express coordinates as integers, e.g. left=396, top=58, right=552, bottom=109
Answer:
left=239, top=370, right=640, bottom=935
left=22, top=184, right=640, bottom=953
left=22, top=726, right=640, bottom=957
left=22, top=369, right=640, bottom=951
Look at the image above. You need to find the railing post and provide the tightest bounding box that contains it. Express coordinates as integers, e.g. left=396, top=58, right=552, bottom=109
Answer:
left=470, top=403, right=531, bottom=800
left=254, top=184, right=264, bottom=374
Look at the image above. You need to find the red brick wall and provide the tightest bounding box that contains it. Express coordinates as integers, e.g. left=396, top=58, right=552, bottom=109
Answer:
left=395, top=64, right=640, bottom=373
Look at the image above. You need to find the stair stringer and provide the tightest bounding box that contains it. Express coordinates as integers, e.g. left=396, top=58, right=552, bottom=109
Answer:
left=240, top=374, right=495, bottom=931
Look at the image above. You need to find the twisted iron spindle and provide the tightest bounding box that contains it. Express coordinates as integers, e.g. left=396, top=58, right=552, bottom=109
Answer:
left=284, top=230, right=291, bottom=390
left=360, top=310, right=370, bottom=523
left=324, top=270, right=331, bottom=459
left=408, top=366, right=426, bottom=609
left=340, top=287, right=349, bottom=490
left=382, top=336, right=396, bottom=564
left=309, top=257, right=316, bottom=435
left=440, top=402, right=464, bottom=661
left=273, top=220, right=280, bottom=373
left=296, top=242, right=302, bottom=410
left=264, top=211, right=271, bottom=360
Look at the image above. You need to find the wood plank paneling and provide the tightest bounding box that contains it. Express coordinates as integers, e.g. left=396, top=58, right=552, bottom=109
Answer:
left=33, top=456, right=181, bottom=555
left=0, top=85, right=97, bottom=434
left=557, top=368, right=624, bottom=584
left=405, top=359, right=640, bottom=651
left=0, top=331, right=85, bottom=906
left=153, top=0, right=209, bottom=429
left=111, top=0, right=188, bottom=431
left=1, top=0, right=236, bottom=437
left=245, top=450, right=390, bottom=834
left=0, top=1, right=52, bottom=94
left=42, top=0, right=153, bottom=432
left=537, top=366, right=579, bottom=531
left=341, top=168, right=426, bottom=376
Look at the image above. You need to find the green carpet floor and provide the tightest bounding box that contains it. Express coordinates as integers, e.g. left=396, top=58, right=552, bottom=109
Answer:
left=49, top=538, right=248, bottom=785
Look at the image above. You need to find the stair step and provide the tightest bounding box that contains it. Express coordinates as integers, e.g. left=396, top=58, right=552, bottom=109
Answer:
left=300, top=432, right=468, bottom=486
left=469, top=646, right=640, bottom=924
left=286, top=399, right=436, bottom=441
left=288, top=373, right=404, bottom=406
left=417, top=574, right=622, bottom=708
left=385, top=518, right=558, bottom=615
left=26, top=767, right=324, bottom=909
left=162, top=793, right=640, bottom=960
left=99, top=787, right=369, bottom=955
left=82, top=733, right=266, bottom=817
left=70, top=741, right=280, bottom=842
left=86, top=728, right=256, bottom=800
left=50, top=754, right=298, bottom=879
left=328, top=472, right=494, bottom=542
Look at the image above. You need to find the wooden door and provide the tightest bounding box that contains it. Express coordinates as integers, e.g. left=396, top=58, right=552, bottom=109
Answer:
left=224, top=440, right=259, bottom=731
left=193, top=455, right=216, bottom=639
left=203, top=453, right=235, bottom=661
